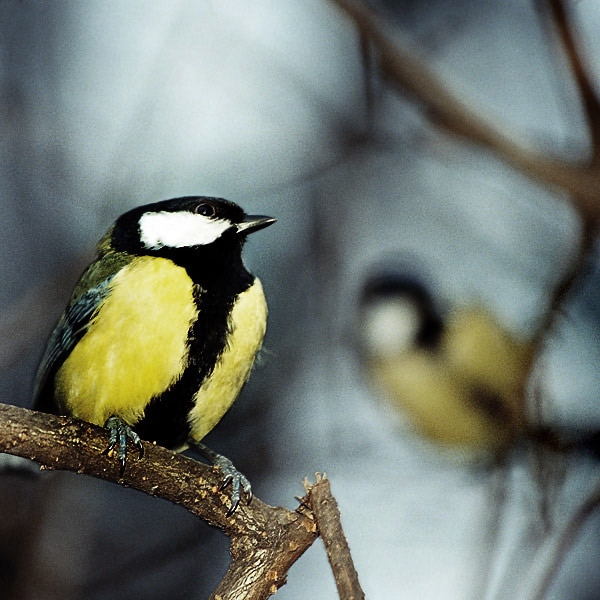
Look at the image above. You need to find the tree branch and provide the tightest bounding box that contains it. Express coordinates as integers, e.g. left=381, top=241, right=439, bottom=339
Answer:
left=518, top=476, right=600, bottom=600
left=0, top=403, right=319, bottom=600
left=329, top=0, right=600, bottom=224
left=304, top=474, right=365, bottom=600
left=543, top=0, right=600, bottom=161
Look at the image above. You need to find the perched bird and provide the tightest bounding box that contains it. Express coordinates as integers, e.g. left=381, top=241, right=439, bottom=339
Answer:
left=358, top=268, right=532, bottom=456
left=34, top=196, right=275, bottom=512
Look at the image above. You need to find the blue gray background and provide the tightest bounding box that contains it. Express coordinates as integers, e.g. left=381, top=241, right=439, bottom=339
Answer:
left=1, top=1, right=599, bottom=599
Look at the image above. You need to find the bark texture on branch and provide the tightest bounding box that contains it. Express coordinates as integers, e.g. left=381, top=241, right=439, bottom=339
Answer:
left=305, top=474, right=365, bottom=600
left=0, top=403, right=319, bottom=600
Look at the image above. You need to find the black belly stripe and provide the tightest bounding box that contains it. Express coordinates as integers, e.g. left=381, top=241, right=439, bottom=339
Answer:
left=134, top=273, right=253, bottom=449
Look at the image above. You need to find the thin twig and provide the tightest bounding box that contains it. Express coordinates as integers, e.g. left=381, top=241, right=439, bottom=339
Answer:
left=543, top=0, right=600, bottom=161
left=305, top=473, right=365, bottom=600
left=529, top=218, right=596, bottom=367
left=527, top=0, right=600, bottom=351
left=518, top=476, right=600, bottom=600
left=470, top=459, right=510, bottom=600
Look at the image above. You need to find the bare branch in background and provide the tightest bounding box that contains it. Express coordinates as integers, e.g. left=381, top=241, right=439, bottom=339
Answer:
left=543, top=0, right=600, bottom=162
left=329, top=0, right=600, bottom=226
left=518, top=476, right=600, bottom=600
left=529, top=0, right=600, bottom=335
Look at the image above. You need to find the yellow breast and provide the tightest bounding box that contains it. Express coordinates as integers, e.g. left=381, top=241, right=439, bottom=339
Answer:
left=55, top=256, right=197, bottom=426
left=187, top=278, right=267, bottom=442
left=369, top=353, right=512, bottom=451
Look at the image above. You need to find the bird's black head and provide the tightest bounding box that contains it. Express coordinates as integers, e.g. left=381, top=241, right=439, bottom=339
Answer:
left=110, top=196, right=275, bottom=255
left=107, top=196, right=275, bottom=286
left=359, top=269, right=444, bottom=356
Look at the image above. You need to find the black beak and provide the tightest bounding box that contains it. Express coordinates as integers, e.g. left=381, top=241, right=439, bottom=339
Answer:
left=236, top=214, right=277, bottom=235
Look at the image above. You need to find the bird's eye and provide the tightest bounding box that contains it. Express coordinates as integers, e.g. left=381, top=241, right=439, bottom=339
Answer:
left=194, top=203, right=215, bottom=217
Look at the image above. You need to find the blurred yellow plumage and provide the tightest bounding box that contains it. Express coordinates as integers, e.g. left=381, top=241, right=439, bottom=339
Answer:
left=359, top=270, right=532, bottom=455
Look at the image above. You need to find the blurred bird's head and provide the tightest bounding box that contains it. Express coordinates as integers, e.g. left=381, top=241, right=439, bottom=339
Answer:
left=359, top=270, right=443, bottom=359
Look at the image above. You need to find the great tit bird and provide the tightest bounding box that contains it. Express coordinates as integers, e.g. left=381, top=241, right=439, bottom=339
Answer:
left=33, top=196, right=275, bottom=512
left=358, top=269, right=532, bottom=456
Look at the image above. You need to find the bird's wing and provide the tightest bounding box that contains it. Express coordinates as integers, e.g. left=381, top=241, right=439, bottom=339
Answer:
left=33, top=273, right=115, bottom=413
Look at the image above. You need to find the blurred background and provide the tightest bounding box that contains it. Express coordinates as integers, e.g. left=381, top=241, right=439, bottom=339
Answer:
left=1, top=0, right=600, bottom=598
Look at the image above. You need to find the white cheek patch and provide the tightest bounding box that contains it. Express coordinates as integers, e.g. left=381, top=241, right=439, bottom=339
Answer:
left=362, top=299, right=421, bottom=356
left=139, top=211, right=232, bottom=249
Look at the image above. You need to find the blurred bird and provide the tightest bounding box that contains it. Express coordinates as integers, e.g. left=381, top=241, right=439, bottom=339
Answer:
left=34, top=196, right=275, bottom=513
left=358, top=268, right=532, bottom=456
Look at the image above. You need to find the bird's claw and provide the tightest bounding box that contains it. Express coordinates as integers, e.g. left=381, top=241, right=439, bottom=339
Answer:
left=192, top=442, right=252, bottom=515
left=103, top=416, right=144, bottom=476
left=215, top=456, right=253, bottom=515
left=215, top=457, right=252, bottom=515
